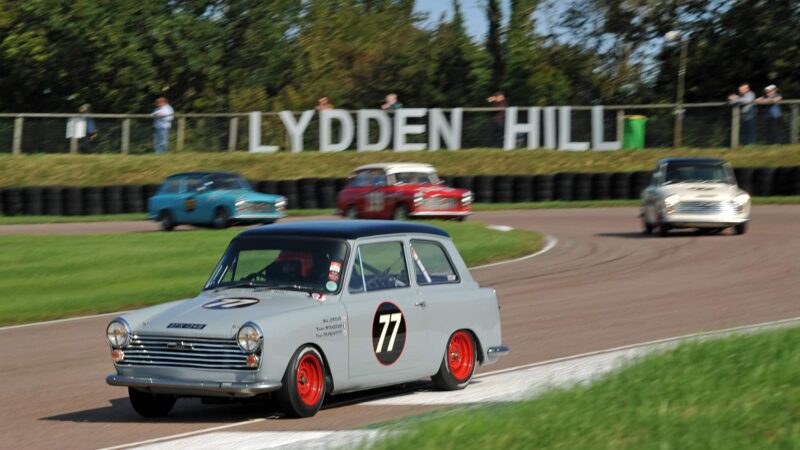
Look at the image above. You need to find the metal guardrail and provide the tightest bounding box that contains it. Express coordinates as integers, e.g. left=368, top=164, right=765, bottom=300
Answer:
left=2, top=102, right=799, bottom=155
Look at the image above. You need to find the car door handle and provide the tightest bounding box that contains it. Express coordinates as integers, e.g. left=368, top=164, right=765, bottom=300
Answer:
left=414, top=300, right=426, bottom=309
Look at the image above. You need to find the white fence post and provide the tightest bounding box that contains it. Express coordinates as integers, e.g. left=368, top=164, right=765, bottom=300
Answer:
left=121, top=119, right=131, bottom=154
left=12, top=117, right=23, bottom=155
left=730, top=106, right=740, bottom=148
left=228, top=117, right=238, bottom=151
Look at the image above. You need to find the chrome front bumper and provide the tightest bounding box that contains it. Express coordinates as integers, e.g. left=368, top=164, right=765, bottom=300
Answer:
left=485, top=345, right=510, bottom=364
left=409, top=210, right=472, bottom=217
left=107, top=374, right=282, bottom=398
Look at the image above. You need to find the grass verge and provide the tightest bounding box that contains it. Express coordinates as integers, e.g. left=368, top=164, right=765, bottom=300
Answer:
left=369, top=326, right=800, bottom=450
left=0, top=221, right=542, bottom=325
left=2, top=196, right=798, bottom=225
left=2, top=146, right=800, bottom=186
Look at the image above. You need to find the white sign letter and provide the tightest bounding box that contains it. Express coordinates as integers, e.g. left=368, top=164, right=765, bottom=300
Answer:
left=248, top=111, right=280, bottom=153
left=319, top=109, right=354, bottom=152
left=543, top=107, right=557, bottom=149
left=503, top=107, right=540, bottom=150
left=428, top=108, right=462, bottom=150
left=558, top=107, right=590, bottom=151
left=393, top=108, right=428, bottom=152
left=279, top=110, right=314, bottom=152
left=591, top=106, right=621, bottom=151
left=357, top=110, right=391, bottom=152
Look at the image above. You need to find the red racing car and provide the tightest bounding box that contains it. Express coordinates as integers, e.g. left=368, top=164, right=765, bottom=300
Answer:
left=336, top=163, right=473, bottom=220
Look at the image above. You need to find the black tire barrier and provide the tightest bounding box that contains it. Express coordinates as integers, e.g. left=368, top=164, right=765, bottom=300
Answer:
left=143, top=184, right=160, bottom=211
left=573, top=173, right=593, bottom=201
left=43, top=186, right=64, bottom=215
left=733, top=168, right=754, bottom=194
left=2, top=188, right=23, bottom=216
left=278, top=180, right=300, bottom=209
left=772, top=167, right=793, bottom=196
left=610, top=172, right=631, bottom=200
left=103, top=185, right=124, bottom=214
left=554, top=172, right=575, bottom=201
left=790, top=166, right=800, bottom=196
left=533, top=174, right=554, bottom=201
left=335, top=177, right=348, bottom=194
left=752, top=167, right=776, bottom=197
left=0, top=189, right=4, bottom=215
left=439, top=175, right=454, bottom=187
left=82, top=187, right=105, bottom=215
left=493, top=175, right=514, bottom=203
left=298, top=178, right=319, bottom=209
left=122, top=185, right=144, bottom=213
left=23, top=187, right=44, bottom=215
left=316, top=178, right=338, bottom=209
left=473, top=175, right=495, bottom=203
left=630, top=171, right=652, bottom=200
left=453, top=175, right=475, bottom=193
left=257, top=180, right=279, bottom=195
left=63, top=187, right=83, bottom=216
left=512, top=175, right=534, bottom=202
left=591, top=173, right=612, bottom=200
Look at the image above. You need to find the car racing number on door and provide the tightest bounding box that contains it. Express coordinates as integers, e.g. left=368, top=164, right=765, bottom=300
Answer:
left=185, top=198, right=196, bottom=212
left=372, top=302, right=406, bottom=365
left=365, top=192, right=385, bottom=213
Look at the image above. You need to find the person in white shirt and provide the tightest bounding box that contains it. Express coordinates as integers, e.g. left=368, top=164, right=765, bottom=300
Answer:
left=151, top=97, right=174, bottom=154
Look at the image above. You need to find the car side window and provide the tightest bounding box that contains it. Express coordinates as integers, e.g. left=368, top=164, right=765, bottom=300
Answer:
left=410, top=240, right=459, bottom=285
left=185, top=177, right=203, bottom=192
left=353, top=171, right=370, bottom=187
left=160, top=178, right=181, bottom=194
left=349, top=242, right=409, bottom=293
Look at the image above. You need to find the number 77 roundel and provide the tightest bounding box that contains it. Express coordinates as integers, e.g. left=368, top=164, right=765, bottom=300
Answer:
left=372, top=302, right=406, bottom=365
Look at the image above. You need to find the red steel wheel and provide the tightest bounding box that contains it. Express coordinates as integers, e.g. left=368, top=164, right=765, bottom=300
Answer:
left=448, top=331, right=475, bottom=382
left=296, top=353, right=324, bottom=407
left=432, top=330, right=477, bottom=390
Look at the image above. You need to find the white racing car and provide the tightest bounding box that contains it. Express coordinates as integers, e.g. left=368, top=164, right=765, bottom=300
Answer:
left=640, top=158, right=751, bottom=236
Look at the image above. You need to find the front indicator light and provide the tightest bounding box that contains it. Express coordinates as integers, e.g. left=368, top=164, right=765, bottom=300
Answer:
left=663, top=194, right=680, bottom=214
left=246, top=354, right=259, bottom=368
left=111, top=350, right=125, bottom=362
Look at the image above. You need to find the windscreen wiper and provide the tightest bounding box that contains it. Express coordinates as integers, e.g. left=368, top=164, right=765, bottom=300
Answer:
left=207, top=280, right=261, bottom=291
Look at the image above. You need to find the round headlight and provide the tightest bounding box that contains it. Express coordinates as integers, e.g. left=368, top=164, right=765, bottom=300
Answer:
left=663, top=194, right=680, bottom=208
left=237, top=323, right=262, bottom=353
left=461, top=191, right=474, bottom=206
left=106, top=319, right=130, bottom=349
left=733, top=192, right=750, bottom=205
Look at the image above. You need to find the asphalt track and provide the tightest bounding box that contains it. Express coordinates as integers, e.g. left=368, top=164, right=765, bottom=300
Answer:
left=1, top=205, right=799, bottom=449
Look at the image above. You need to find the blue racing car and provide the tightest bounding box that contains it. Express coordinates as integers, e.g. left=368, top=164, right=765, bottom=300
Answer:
left=147, top=172, right=286, bottom=231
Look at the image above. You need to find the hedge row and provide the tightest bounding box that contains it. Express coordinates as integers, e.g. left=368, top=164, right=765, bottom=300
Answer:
left=1, top=167, right=799, bottom=216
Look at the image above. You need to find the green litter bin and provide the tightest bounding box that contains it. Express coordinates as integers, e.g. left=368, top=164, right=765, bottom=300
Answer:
left=623, top=115, right=648, bottom=149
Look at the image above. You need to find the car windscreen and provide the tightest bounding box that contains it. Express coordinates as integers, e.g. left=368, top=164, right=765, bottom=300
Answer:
left=392, top=172, right=440, bottom=185
left=204, top=174, right=250, bottom=191
left=664, top=163, right=734, bottom=184
left=204, top=236, right=349, bottom=294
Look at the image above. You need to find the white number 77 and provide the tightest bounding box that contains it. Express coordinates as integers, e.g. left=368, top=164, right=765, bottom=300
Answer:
left=375, top=313, right=402, bottom=353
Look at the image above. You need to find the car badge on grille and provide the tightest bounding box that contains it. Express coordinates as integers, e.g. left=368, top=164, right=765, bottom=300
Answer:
left=167, top=341, right=195, bottom=352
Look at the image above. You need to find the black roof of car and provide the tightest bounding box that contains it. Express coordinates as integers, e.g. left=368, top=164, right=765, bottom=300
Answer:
left=167, top=172, right=240, bottom=178
left=238, top=220, right=450, bottom=239
left=658, top=157, right=727, bottom=165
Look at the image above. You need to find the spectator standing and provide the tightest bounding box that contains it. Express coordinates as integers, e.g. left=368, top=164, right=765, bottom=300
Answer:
left=728, top=83, right=756, bottom=145
left=316, top=97, right=334, bottom=112
left=66, top=103, right=98, bottom=153
left=151, top=97, right=174, bottom=154
left=381, top=93, right=403, bottom=111
left=756, top=85, right=783, bottom=145
left=487, top=91, right=506, bottom=148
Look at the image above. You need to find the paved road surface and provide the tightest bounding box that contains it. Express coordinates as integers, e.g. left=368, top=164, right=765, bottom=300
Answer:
left=1, top=206, right=798, bottom=449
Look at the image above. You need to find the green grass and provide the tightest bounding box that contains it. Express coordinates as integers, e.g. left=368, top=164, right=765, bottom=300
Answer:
left=2, top=146, right=800, bottom=186
left=0, top=221, right=542, bottom=325
left=369, top=326, right=800, bottom=450
left=2, top=196, right=798, bottom=225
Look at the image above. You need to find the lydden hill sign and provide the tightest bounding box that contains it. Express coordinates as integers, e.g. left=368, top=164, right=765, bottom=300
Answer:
left=249, top=106, right=621, bottom=152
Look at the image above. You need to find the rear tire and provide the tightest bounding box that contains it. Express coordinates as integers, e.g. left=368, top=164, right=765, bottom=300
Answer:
left=277, top=346, right=326, bottom=418
left=159, top=210, right=175, bottom=231
left=432, top=330, right=477, bottom=391
left=734, top=222, right=748, bottom=235
left=128, top=388, right=176, bottom=418
left=212, top=207, right=230, bottom=229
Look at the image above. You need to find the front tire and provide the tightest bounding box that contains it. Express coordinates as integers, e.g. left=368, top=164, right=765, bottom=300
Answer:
left=656, top=221, right=670, bottom=237
left=212, top=207, right=230, bottom=229
left=734, top=222, right=748, bottom=235
left=277, top=346, right=327, bottom=418
left=345, top=205, right=359, bottom=219
left=393, top=204, right=408, bottom=221
left=159, top=210, right=175, bottom=231
left=128, top=388, right=176, bottom=418
left=432, top=330, right=477, bottom=391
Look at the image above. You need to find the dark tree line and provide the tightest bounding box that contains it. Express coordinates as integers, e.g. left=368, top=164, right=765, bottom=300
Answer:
left=0, top=0, right=796, bottom=113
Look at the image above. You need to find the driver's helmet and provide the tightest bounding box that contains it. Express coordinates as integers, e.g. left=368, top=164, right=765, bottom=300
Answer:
left=276, top=251, right=313, bottom=278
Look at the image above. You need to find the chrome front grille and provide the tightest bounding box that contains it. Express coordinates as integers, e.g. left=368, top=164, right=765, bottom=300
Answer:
left=419, top=197, right=459, bottom=210
left=674, top=200, right=737, bottom=215
left=246, top=202, right=274, bottom=213
left=118, top=335, right=255, bottom=370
